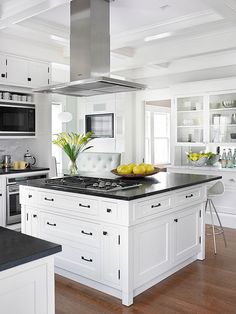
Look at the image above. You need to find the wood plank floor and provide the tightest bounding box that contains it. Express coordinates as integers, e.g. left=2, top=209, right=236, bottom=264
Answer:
left=55, top=227, right=236, bottom=314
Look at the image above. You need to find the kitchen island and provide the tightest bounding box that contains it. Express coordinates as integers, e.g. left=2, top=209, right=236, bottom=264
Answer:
left=20, top=172, right=221, bottom=306
left=0, top=227, right=61, bottom=314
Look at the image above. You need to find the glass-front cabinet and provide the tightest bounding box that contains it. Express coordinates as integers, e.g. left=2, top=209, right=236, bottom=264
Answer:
left=209, top=93, right=236, bottom=144
left=176, top=96, right=204, bottom=145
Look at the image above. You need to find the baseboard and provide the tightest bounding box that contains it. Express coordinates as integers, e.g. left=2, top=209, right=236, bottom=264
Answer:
left=206, top=212, right=236, bottom=229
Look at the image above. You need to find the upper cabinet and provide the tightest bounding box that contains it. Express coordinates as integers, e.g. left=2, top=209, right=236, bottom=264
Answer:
left=0, top=55, right=7, bottom=83
left=0, top=54, right=51, bottom=88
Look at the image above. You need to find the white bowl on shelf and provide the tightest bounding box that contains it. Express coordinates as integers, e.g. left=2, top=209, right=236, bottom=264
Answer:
left=188, top=156, right=208, bottom=167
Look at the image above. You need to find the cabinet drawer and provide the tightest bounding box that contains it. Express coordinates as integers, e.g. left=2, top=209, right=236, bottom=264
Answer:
left=135, top=196, right=171, bottom=220
left=40, top=192, right=98, bottom=216
left=41, top=213, right=101, bottom=248
left=21, top=189, right=39, bottom=205
left=44, top=234, right=100, bottom=281
left=100, top=201, right=118, bottom=222
left=175, top=187, right=201, bottom=207
left=221, top=174, right=236, bottom=188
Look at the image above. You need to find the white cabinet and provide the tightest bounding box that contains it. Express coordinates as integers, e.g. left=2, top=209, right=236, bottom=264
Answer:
left=28, top=61, right=50, bottom=87
left=101, top=226, right=120, bottom=287
left=0, top=54, right=50, bottom=88
left=25, top=209, right=40, bottom=238
left=133, top=216, right=171, bottom=288
left=0, top=55, right=7, bottom=83
left=6, top=56, right=29, bottom=86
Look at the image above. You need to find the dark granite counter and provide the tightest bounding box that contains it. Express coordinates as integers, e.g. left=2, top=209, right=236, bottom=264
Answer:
left=0, top=227, right=61, bottom=272
left=0, top=167, right=49, bottom=175
left=21, top=172, right=222, bottom=201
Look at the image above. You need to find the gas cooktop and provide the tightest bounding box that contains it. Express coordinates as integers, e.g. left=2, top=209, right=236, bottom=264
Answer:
left=45, top=176, right=142, bottom=192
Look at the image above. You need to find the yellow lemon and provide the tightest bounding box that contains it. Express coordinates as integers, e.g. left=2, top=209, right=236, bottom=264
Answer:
left=145, top=164, right=155, bottom=173
left=119, top=165, right=132, bottom=175
left=133, top=165, right=146, bottom=175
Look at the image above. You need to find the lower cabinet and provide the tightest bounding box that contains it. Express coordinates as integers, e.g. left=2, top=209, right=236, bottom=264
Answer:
left=173, top=206, right=201, bottom=263
left=133, top=206, right=201, bottom=288
left=25, top=209, right=40, bottom=238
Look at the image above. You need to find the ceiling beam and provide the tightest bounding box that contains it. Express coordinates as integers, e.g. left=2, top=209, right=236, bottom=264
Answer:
left=202, top=0, right=236, bottom=22
left=0, top=0, right=71, bottom=30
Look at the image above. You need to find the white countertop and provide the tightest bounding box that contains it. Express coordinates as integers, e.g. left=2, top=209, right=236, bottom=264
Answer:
left=168, top=164, right=236, bottom=172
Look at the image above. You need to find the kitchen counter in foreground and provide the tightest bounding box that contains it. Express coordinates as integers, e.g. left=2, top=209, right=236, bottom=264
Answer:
left=20, top=172, right=221, bottom=306
left=0, top=167, right=49, bottom=175
left=21, top=172, right=221, bottom=200
left=0, top=227, right=61, bottom=314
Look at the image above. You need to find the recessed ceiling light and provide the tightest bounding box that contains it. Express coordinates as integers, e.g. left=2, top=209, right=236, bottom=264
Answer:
left=144, top=32, right=172, bottom=42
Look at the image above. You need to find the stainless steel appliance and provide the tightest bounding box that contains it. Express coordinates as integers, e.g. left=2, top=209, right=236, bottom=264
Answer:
left=34, top=0, right=146, bottom=97
left=6, top=173, right=47, bottom=225
left=85, top=113, right=114, bottom=138
left=3, top=155, right=11, bottom=168
left=45, top=176, right=142, bottom=192
left=24, top=150, right=36, bottom=167
left=0, top=103, right=35, bottom=136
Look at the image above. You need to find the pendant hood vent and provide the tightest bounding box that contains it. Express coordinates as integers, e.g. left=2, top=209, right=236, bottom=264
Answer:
left=34, top=0, right=146, bottom=97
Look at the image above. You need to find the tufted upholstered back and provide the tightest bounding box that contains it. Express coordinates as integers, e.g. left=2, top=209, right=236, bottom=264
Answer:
left=77, top=152, right=121, bottom=172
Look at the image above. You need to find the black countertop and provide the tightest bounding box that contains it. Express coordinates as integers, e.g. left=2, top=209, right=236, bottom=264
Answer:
left=0, top=167, right=49, bottom=175
left=22, top=172, right=222, bottom=201
left=0, top=227, right=61, bottom=272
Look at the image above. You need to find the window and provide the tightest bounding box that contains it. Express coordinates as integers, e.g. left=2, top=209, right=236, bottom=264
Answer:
left=145, top=105, right=170, bottom=164
left=51, top=102, right=63, bottom=173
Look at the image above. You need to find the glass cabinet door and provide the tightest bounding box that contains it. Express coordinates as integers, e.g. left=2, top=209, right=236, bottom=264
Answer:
left=176, top=96, right=204, bottom=144
left=209, top=93, right=236, bottom=143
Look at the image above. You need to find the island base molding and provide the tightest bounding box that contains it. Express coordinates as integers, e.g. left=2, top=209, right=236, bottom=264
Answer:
left=56, top=254, right=199, bottom=306
left=0, top=256, right=55, bottom=314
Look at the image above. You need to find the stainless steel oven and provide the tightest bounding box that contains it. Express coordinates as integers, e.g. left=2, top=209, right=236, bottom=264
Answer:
left=6, top=174, right=47, bottom=225
left=0, top=103, right=35, bottom=136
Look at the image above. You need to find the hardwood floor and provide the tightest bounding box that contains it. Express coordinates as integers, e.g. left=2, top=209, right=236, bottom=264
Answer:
left=55, top=227, right=236, bottom=314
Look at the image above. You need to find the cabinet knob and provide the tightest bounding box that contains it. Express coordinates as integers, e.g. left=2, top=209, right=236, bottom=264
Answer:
left=33, top=214, right=37, bottom=218
left=174, top=218, right=178, bottom=222
left=1, top=73, right=5, bottom=78
left=103, top=231, right=108, bottom=235
left=28, top=194, right=32, bottom=198
left=106, top=208, right=112, bottom=213
left=27, top=77, right=32, bottom=82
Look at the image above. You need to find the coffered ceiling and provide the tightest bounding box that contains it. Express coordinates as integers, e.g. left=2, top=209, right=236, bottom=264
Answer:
left=1, top=0, right=236, bottom=88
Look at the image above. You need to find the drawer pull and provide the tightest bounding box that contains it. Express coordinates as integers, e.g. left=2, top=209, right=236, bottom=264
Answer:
left=103, top=231, right=108, bottom=235
left=174, top=218, right=178, bottom=222
left=79, top=203, right=91, bottom=208
left=81, top=230, right=93, bottom=236
left=151, top=203, right=161, bottom=208
left=28, top=195, right=32, bottom=198
left=106, top=208, right=112, bottom=213
left=33, top=214, right=37, bottom=218
left=47, top=222, right=56, bottom=227
left=81, top=256, right=93, bottom=263
left=185, top=194, right=193, bottom=199
left=44, top=197, right=54, bottom=202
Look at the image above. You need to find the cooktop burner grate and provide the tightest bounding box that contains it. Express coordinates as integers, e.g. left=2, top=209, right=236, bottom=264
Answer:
left=45, top=176, right=142, bottom=192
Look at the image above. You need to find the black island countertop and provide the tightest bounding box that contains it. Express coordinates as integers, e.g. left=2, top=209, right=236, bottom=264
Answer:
left=21, top=172, right=222, bottom=201
left=0, top=227, right=61, bottom=272
left=0, top=167, right=49, bottom=175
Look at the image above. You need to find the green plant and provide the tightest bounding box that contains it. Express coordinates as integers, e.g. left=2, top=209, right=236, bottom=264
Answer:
left=53, top=131, right=93, bottom=162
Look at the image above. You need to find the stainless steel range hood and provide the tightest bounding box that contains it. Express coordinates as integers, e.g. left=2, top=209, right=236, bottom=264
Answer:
left=34, top=0, right=146, bottom=97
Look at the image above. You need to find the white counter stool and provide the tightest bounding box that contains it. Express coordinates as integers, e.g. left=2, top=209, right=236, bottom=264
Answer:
left=205, top=181, right=227, bottom=254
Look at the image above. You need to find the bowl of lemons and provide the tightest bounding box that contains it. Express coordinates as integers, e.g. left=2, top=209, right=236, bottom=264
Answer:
left=111, top=163, right=159, bottom=178
left=187, top=152, right=208, bottom=167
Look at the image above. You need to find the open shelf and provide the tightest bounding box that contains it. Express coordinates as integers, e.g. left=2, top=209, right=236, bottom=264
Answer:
left=0, top=99, right=35, bottom=105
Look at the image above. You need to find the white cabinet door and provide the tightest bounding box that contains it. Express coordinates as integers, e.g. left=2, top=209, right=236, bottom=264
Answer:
left=28, top=61, right=50, bottom=87
left=101, top=226, right=120, bottom=287
left=6, top=56, right=28, bottom=86
left=0, top=55, right=7, bottom=83
left=173, top=206, right=201, bottom=263
left=133, top=216, right=171, bottom=288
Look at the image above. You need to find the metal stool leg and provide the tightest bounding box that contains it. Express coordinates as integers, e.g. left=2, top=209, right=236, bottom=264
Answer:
left=209, top=199, right=217, bottom=254
left=210, top=199, right=227, bottom=248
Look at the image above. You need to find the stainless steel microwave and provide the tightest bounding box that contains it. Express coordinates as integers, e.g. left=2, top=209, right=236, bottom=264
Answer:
left=85, top=113, right=114, bottom=138
left=0, top=103, right=35, bottom=136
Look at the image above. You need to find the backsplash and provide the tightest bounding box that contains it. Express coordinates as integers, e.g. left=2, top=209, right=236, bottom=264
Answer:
left=0, top=139, right=38, bottom=165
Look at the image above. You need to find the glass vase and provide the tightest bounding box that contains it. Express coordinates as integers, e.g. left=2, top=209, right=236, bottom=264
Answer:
left=68, top=160, right=78, bottom=176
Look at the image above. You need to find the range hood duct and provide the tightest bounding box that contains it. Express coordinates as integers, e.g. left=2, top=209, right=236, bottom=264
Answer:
left=34, top=0, right=146, bottom=97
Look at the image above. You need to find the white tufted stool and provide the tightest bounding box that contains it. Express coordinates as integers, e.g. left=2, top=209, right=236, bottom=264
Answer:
left=205, top=181, right=227, bottom=254
left=77, top=152, right=121, bottom=172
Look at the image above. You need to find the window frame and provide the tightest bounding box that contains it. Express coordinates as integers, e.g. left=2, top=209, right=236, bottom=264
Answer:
left=145, top=105, right=171, bottom=165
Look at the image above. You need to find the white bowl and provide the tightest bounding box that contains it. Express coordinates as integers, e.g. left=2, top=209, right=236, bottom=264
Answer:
left=188, top=156, right=208, bottom=167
